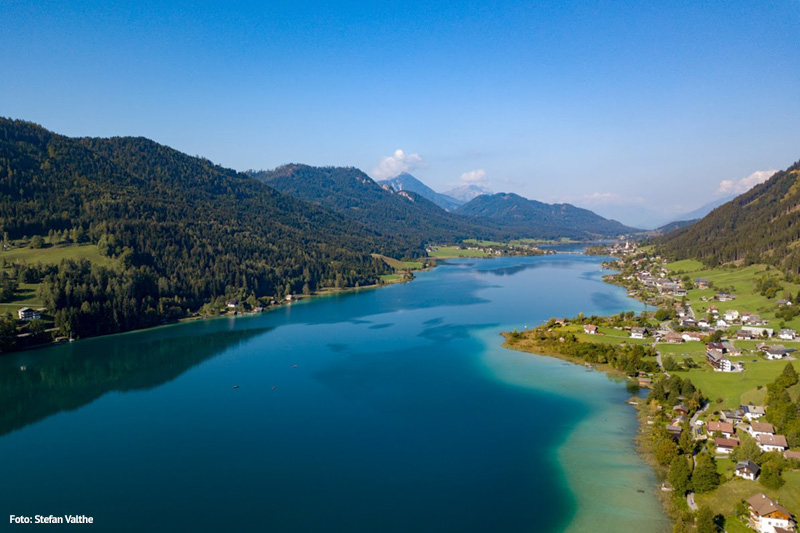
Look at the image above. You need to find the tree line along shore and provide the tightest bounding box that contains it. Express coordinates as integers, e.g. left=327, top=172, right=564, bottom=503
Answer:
left=0, top=237, right=551, bottom=354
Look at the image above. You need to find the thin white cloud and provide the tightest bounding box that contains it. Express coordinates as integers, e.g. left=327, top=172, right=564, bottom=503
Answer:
left=717, top=169, right=777, bottom=195
left=372, top=149, right=425, bottom=179
left=460, top=169, right=486, bottom=183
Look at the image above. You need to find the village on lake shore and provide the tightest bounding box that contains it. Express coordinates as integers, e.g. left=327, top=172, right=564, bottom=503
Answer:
left=507, top=242, right=800, bottom=533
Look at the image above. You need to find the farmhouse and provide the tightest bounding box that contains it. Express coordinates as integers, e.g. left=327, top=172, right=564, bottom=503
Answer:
left=759, top=345, right=792, bottom=360
left=741, top=405, right=766, bottom=421
left=748, top=422, right=775, bottom=438
left=734, top=460, right=760, bottom=481
left=720, top=409, right=744, bottom=424
left=724, top=309, right=740, bottom=321
left=715, top=437, right=740, bottom=454
left=757, top=434, right=789, bottom=453
left=707, top=421, right=735, bottom=439
left=584, top=324, right=597, bottom=335
left=17, top=307, right=40, bottom=321
left=740, top=326, right=774, bottom=338
left=746, top=493, right=796, bottom=533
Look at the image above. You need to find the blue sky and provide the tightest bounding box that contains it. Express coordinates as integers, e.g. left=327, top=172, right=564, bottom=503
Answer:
left=2, top=0, right=799, bottom=227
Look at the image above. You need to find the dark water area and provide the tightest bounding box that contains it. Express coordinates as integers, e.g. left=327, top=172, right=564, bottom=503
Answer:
left=0, top=255, right=668, bottom=532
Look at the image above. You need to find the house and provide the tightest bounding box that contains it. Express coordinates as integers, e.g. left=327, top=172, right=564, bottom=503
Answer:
left=673, top=404, right=689, bottom=416
left=722, top=342, right=742, bottom=356
left=715, top=437, right=740, bottom=454
left=746, top=493, right=796, bottom=533
left=675, top=305, right=687, bottom=318
left=584, top=324, right=598, bottom=335
left=741, top=405, right=766, bottom=421
left=743, top=313, right=767, bottom=326
left=759, top=345, right=792, bottom=360
left=673, top=288, right=688, bottom=297
left=681, top=318, right=697, bottom=328
left=706, top=348, right=740, bottom=372
left=786, top=450, right=800, bottom=461
left=740, top=326, right=774, bottom=338
left=724, top=309, right=740, bottom=321
left=707, top=421, right=735, bottom=439
left=708, top=305, right=719, bottom=315
left=748, top=422, right=775, bottom=438
left=777, top=298, right=792, bottom=307
left=638, top=377, right=652, bottom=388
left=734, top=460, right=761, bottom=481
left=630, top=327, right=648, bottom=339
left=717, top=293, right=736, bottom=302
left=225, top=299, right=239, bottom=309
left=663, top=332, right=684, bottom=344
left=554, top=318, right=569, bottom=325
left=738, top=329, right=758, bottom=340
left=717, top=319, right=729, bottom=328
left=721, top=409, right=744, bottom=424
left=695, top=278, right=711, bottom=289
left=17, top=307, right=40, bottom=321
left=698, top=319, right=710, bottom=329
left=778, top=329, right=797, bottom=341
left=682, top=332, right=704, bottom=342
left=757, top=434, right=789, bottom=453
left=666, top=422, right=683, bottom=439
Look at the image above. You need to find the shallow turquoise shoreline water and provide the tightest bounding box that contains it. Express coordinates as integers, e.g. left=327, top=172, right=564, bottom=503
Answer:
left=0, top=254, right=669, bottom=532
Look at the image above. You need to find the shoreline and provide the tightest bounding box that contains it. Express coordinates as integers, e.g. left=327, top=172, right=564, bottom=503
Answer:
left=501, top=334, right=677, bottom=529
left=8, top=248, right=552, bottom=355
left=3, top=260, right=438, bottom=355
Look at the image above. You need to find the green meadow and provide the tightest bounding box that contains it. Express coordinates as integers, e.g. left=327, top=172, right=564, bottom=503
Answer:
left=1, top=243, right=112, bottom=315
left=428, top=246, right=493, bottom=258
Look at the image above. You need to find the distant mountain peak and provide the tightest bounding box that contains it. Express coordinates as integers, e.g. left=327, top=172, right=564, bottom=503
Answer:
left=378, top=173, right=462, bottom=211
left=443, top=184, right=493, bottom=203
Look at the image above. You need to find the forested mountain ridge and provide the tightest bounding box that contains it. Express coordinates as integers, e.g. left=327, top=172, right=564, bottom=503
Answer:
left=0, top=118, right=392, bottom=342
left=455, top=193, right=639, bottom=239
left=655, top=160, right=800, bottom=273
left=248, top=164, right=510, bottom=250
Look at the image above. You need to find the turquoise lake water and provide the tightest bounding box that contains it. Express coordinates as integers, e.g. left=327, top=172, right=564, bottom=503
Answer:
left=0, top=254, right=670, bottom=532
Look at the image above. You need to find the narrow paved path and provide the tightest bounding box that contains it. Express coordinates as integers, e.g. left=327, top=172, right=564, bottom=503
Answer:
left=687, top=492, right=697, bottom=511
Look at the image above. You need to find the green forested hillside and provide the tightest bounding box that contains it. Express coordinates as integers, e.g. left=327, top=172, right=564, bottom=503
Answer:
left=249, top=164, right=509, bottom=251
left=655, top=160, right=800, bottom=273
left=455, top=193, right=638, bottom=239
left=0, top=118, right=391, bottom=344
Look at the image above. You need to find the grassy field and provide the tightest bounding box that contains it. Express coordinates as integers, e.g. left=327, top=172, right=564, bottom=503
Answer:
left=428, top=246, right=493, bottom=258
left=695, top=470, right=800, bottom=523
left=673, top=359, right=799, bottom=409
left=665, top=259, right=706, bottom=273
left=665, top=260, right=800, bottom=331
left=462, top=239, right=503, bottom=247
left=371, top=254, right=423, bottom=270
left=1, top=243, right=113, bottom=315
left=2, top=243, right=111, bottom=267
left=545, top=324, right=656, bottom=346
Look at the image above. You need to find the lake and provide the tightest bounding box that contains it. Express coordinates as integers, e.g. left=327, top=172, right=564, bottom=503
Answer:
left=0, top=253, right=669, bottom=532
